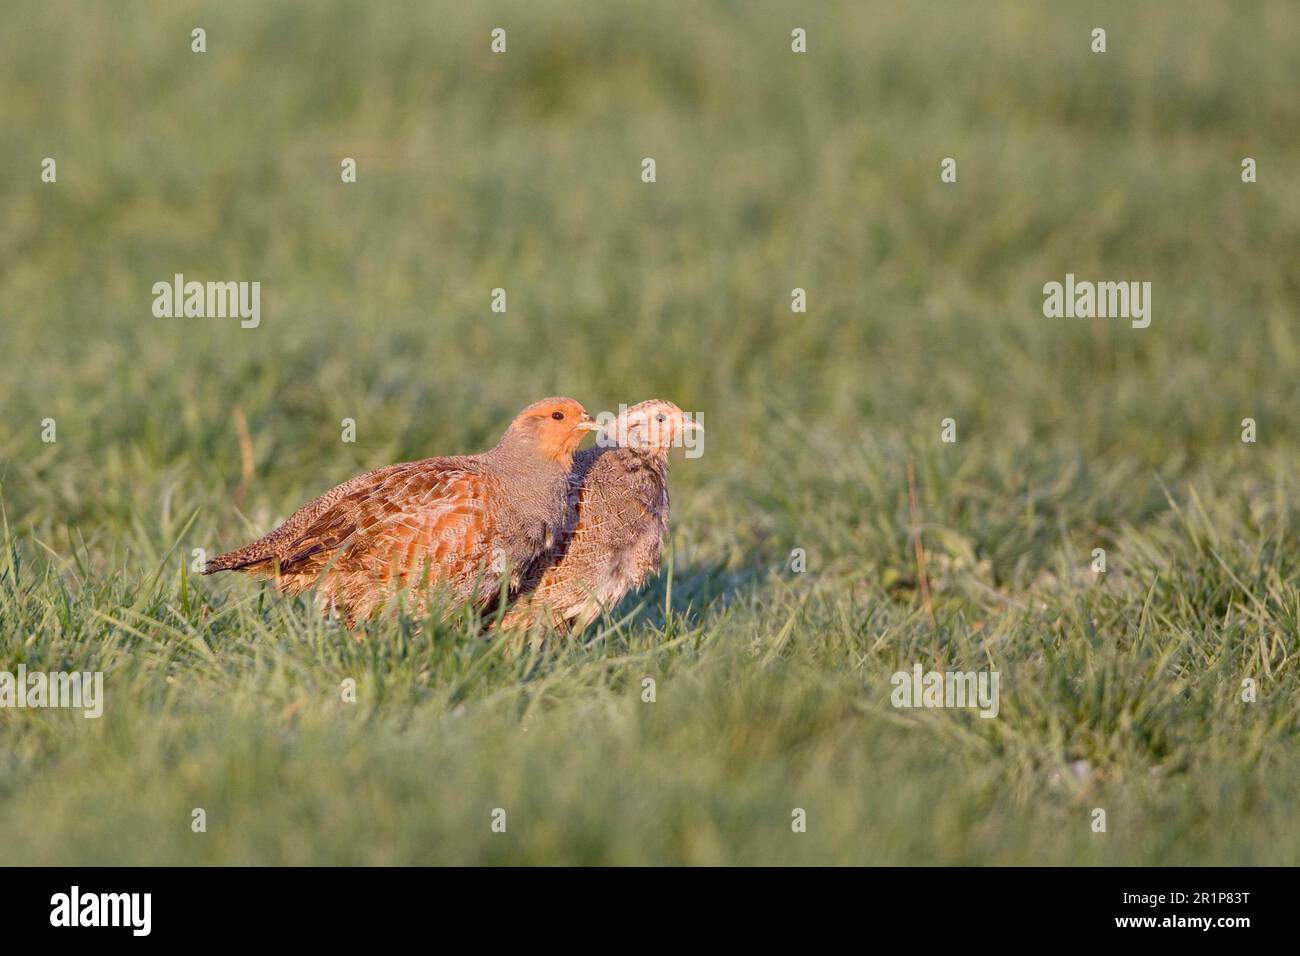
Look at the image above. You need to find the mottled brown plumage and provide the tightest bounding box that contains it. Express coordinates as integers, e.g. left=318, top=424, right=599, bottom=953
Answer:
left=205, top=397, right=598, bottom=625
left=499, top=400, right=701, bottom=634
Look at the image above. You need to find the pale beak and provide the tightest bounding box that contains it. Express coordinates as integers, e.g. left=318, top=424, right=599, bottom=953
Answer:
left=576, top=414, right=600, bottom=431
left=680, top=417, right=704, bottom=432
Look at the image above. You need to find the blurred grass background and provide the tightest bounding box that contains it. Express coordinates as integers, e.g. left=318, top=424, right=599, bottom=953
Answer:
left=1, top=0, right=1298, bottom=864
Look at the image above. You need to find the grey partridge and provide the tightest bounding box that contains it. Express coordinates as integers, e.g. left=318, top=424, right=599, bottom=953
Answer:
left=499, top=399, right=701, bottom=634
left=205, top=397, right=598, bottom=626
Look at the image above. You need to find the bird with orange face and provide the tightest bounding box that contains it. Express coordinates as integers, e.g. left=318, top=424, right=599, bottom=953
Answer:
left=204, top=397, right=599, bottom=626
left=499, top=399, right=701, bottom=635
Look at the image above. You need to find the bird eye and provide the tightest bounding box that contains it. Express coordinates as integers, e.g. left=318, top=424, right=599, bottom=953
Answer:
left=551, top=411, right=565, bottom=421
left=655, top=413, right=667, bottom=423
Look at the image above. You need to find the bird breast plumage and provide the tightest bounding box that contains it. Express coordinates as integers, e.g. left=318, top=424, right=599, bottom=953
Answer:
left=502, top=446, right=671, bottom=631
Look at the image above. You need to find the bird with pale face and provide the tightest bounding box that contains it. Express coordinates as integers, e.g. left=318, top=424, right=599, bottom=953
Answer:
left=500, top=399, right=702, bottom=634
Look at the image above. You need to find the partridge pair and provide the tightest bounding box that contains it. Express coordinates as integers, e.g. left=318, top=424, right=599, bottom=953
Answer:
left=205, top=397, right=698, bottom=633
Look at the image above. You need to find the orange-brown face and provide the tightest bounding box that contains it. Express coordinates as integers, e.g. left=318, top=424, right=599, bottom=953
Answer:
left=511, top=396, right=598, bottom=463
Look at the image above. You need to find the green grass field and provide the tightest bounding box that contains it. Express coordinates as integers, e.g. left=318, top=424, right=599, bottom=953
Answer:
left=2, top=0, right=1299, bottom=864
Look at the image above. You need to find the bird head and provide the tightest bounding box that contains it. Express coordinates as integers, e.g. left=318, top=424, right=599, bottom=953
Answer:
left=597, top=399, right=703, bottom=455
left=501, top=396, right=599, bottom=465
